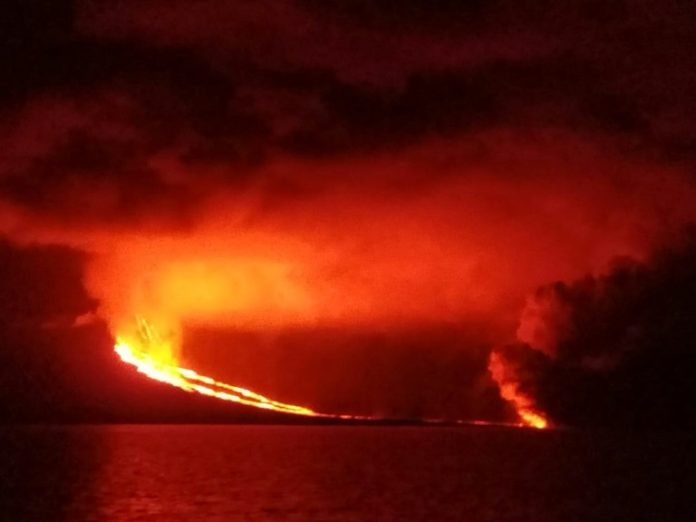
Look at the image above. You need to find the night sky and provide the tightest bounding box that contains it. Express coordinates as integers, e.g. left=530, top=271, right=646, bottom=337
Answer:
left=1, top=1, right=695, bottom=427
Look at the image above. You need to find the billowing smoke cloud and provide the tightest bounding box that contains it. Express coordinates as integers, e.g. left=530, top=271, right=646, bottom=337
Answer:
left=491, top=230, right=696, bottom=427
left=1, top=0, right=696, bottom=422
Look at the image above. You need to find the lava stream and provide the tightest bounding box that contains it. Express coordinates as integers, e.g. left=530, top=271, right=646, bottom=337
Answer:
left=114, top=319, right=366, bottom=419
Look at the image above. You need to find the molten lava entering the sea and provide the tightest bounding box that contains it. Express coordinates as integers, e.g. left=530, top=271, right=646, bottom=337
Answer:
left=517, top=409, right=548, bottom=430
left=488, top=351, right=549, bottom=429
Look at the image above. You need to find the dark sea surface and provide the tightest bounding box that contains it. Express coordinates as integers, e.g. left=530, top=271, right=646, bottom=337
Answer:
left=0, top=425, right=692, bottom=521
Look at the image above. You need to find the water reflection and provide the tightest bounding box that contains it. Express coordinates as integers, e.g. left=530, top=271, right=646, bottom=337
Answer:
left=0, top=425, right=692, bottom=521
left=0, top=426, right=102, bottom=521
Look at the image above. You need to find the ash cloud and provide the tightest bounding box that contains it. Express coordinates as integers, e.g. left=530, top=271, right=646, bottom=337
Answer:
left=2, top=0, right=696, bottom=228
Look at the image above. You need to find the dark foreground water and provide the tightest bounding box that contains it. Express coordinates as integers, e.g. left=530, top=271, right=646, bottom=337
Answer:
left=0, top=425, right=692, bottom=521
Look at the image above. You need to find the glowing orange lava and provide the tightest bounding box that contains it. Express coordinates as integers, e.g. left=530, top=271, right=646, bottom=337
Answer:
left=517, top=408, right=549, bottom=430
left=488, top=351, right=549, bottom=429
left=114, top=317, right=365, bottom=419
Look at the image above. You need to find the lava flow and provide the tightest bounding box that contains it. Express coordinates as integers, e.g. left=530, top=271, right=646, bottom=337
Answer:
left=115, top=319, right=547, bottom=427
left=114, top=317, right=362, bottom=419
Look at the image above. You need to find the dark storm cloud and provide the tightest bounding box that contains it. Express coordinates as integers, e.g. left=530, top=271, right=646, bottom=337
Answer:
left=1, top=9, right=269, bottom=226
left=1, top=0, right=695, bottom=227
left=493, top=229, right=696, bottom=428
left=78, top=0, right=552, bottom=85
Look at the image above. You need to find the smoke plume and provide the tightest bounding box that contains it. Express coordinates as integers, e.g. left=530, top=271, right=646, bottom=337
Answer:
left=490, top=229, right=696, bottom=427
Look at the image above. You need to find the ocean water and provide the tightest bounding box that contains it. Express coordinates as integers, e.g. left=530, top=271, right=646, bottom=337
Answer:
left=0, top=425, right=692, bottom=521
